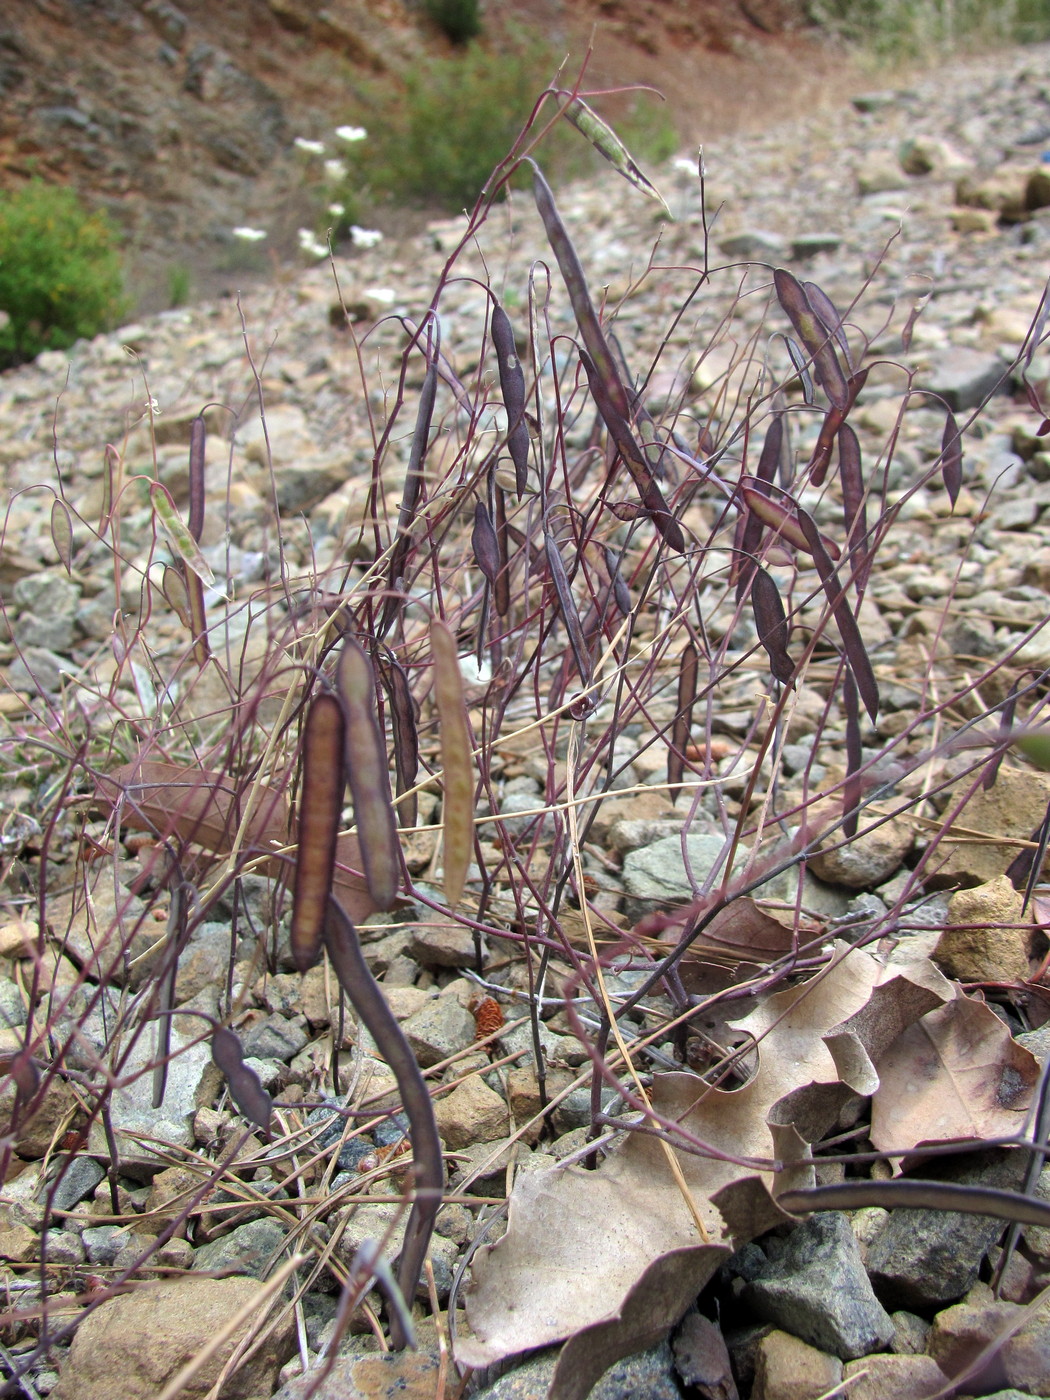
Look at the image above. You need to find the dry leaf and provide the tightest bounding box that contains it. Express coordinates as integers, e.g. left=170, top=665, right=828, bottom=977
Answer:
left=457, top=945, right=951, bottom=1381
left=870, top=992, right=1039, bottom=1162
left=97, top=760, right=379, bottom=926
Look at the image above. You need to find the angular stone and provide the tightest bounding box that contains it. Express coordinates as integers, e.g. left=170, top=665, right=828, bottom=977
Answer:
left=932, top=767, right=1050, bottom=887
left=400, top=994, right=475, bottom=1068
left=719, top=230, right=787, bottom=259
left=916, top=346, right=1007, bottom=412
left=0, top=1224, right=38, bottom=1261
left=867, top=1151, right=1026, bottom=1309
left=622, top=834, right=726, bottom=918
left=51, top=1275, right=295, bottom=1400
left=273, top=1350, right=441, bottom=1400
left=240, top=1012, right=308, bottom=1062
left=48, top=1155, right=105, bottom=1212
left=434, top=1074, right=510, bottom=1149
left=751, top=1328, right=841, bottom=1400
left=743, top=1213, right=894, bottom=1361
left=935, top=876, right=1031, bottom=983
left=927, top=1287, right=1024, bottom=1393
left=841, top=1354, right=949, bottom=1400
left=790, top=232, right=842, bottom=259
left=809, top=814, right=914, bottom=889
left=192, top=1218, right=287, bottom=1278
left=408, top=921, right=476, bottom=968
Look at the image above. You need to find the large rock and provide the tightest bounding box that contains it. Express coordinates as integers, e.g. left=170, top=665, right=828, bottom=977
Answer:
left=51, top=1275, right=295, bottom=1400
left=915, top=346, right=1007, bottom=412
left=867, top=1152, right=1027, bottom=1309
left=934, top=876, right=1031, bottom=983
left=930, top=767, right=1050, bottom=887
left=743, top=1213, right=894, bottom=1361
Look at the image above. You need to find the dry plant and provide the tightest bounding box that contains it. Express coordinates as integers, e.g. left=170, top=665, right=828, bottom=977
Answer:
left=5, top=62, right=1050, bottom=1400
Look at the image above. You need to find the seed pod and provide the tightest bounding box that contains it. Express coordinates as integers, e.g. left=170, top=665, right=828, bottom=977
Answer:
left=188, top=414, right=206, bottom=543
left=50, top=499, right=73, bottom=574
left=212, top=1026, right=273, bottom=1135
left=472, top=500, right=500, bottom=585
left=941, top=410, right=963, bottom=507
left=554, top=90, right=670, bottom=210
left=774, top=268, right=849, bottom=411
left=491, top=304, right=530, bottom=496
left=798, top=511, right=879, bottom=723
left=493, top=485, right=511, bottom=618
left=429, top=619, right=475, bottom=910
left=291, top=692, right=346, bottom=971
left=669, top=641, right=697, bottom=801
left=545, top=530, right=592, bottom=687
left=751, top=568, right=794, bottom=687
left=739, top=479, right=841, bottom=561
left=382, top=656, right=419, bottom=827
left=337, top=641, right=400, bottom=911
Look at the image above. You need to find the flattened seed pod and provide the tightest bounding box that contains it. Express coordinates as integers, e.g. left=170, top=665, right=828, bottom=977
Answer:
left=337, top=640, right=401, bottom=911
left=491, top=303, right=530, bottom=497
left=429, top=620, right=475, bottom=910
left=291, top=692, right=346, bottom=971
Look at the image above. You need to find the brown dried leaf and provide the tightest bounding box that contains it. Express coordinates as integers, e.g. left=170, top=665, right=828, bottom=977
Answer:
left=97, top=759, right=378, bottom=926
left=457, top=946, right=949, bottom=1373
left=870, top=993, right=1038, bottom=1160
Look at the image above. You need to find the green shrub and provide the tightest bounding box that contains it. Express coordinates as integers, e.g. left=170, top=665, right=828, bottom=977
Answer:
left=807, top=0, right=1050, bottom=54
left=0, top=181, right=127, bottom=369
left=335, top=40, right=678, bottom=215
left=424, top=0, right=482, bottom=44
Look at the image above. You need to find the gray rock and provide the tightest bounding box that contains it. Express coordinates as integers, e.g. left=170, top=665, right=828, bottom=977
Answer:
left=12, top=574, right=79, bottom=655
left=0, top=977, right=26, bottom=1028
left=400, top=993, right=475, bottom=1068
left=743, top=1212, right=894, bottom=1360
left=917, top=346, right=1007, bottom=411
left=82, top=1225, right=126, bottom=1264
left=719, top=230, right=787, bottom=259
left=408, top=922, right=477, bottom=968
left=622, top=834, right=727, bottom=918
left=852, top=91, right=898, bottom=112
left=85, top=1018, right=215, bottom=1168
left=46, top=1155, right=105, bottom=1213
left=45, top=1230, right=86, bottom=1265
left=192, top=1217, right=287, bottom=1278
left=470, top=1342, right=680, bottom=1400
left=866, top=1150, right=1026, bottom=1308
left=240, top=1013, right=308, bottom=1062
left=6, top=645, right=75, bottom=694
left=991, top=497, right=1042, bottom=531
left=790, top=232, right=842, bottom=259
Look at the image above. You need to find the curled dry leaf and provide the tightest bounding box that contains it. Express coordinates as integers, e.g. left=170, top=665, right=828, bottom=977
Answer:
left=870, top=992, right=1039, bottom=1162
left=96, top=759, right=379, bottom=927
left=458, top=945, right=952, bottom=1380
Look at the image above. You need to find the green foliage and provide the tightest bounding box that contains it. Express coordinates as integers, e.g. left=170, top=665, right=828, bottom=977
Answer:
left=167, top=264, right=192, bottom=310
left=0, top=181, right=127, bottom=369
left=334, top=40, right=678, bottom=216
left=808, top=0, right=1050, bottom=55
left=424, top=0, right=482, bottom=44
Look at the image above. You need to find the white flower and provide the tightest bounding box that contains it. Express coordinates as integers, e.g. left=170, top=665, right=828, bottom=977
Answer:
left=362, top=287, right=396, bottom=304
left=297, top=228, right=329, bottom=260
left=232, top=226, right=267, bottom=242
left=323, top=158, right=348, bottom=182
left=335, top=125, right=367, bottom=143
left=328, top=202, right=346, bottom=217
left=349, top=225, right=383, bottom=249
left=294, top=137, right=326, bottom=155
left=672, top=156, right=697, bottom=176
left=145, top=396, right=161, bottom=415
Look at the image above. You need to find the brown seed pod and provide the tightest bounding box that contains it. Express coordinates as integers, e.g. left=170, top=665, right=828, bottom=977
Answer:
left=337, top=640, right=401, bottom=911
left=291, top=692, right=346, bottom=972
